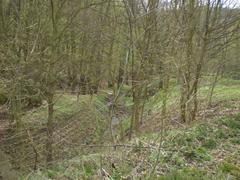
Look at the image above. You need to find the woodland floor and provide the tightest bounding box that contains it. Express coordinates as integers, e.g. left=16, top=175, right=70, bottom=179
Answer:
left=0, top=79, right=240, bottom=179
left=25, top=99, right=240, bottom=180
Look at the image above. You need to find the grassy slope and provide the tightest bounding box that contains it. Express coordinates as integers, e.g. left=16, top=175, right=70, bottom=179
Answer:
left=26, top=114, right=240, bottom=180
left=145, top=78, right=240, bottom=112
left=25, top=79, right=240, bottom=179
left=22, top=93, right=108, bottom=125
left=141, top=78, right=240, bottom=132
left=1, top=93, right=110, bottom=174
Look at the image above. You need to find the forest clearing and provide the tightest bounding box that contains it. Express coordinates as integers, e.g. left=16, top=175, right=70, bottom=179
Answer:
left=0, top=0, right=240, bottom=179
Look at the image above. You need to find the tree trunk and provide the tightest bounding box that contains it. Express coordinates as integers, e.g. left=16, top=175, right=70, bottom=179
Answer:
left=46, top=93, right=54, bottom=166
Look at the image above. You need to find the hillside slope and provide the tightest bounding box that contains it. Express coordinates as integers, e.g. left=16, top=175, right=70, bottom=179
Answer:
left=26, top=113, right=240, bottom=179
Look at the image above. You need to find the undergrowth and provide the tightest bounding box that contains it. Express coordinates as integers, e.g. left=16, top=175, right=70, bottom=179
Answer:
left=25, top=114, right=240, bottom=179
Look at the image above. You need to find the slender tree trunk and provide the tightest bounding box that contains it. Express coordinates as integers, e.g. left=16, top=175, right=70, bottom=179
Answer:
left=46, top=93, right=54, bottom=165
left=46, top=0, right=56, bottom=166
left=208, top=65, right=222, bottom=106
left=180, top=84, right=187, bottom=123
left=162, top=74, right=169, bottom=117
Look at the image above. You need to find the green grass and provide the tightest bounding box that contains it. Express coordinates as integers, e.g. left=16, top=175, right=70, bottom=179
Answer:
left=25, top=113, right=240, bottom=179
left=145, top=78, right=240, bottom=113
left=13, top=93, right=110, bottom=174
left=22, top=93, right=107, bottom=126
left=21, top=78, right=240, bottom=179
left=208, top=84, right=240, bottom=102
left=155, top=168, right=233, bottom=180
left=141, top=114, right=240, bottom=178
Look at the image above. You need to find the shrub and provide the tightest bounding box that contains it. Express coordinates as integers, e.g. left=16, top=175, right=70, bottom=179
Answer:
left=195, top=124, right=209, bottom=141
left=230, top=138, right=240, bottom=144
left=184, top=147, right=211, bottom=162
left=219, top=162, right=240, bottom=178
left=220, top=117, right=240, bottom=129
left=215, top=129, right=228, bottom=139
left=0, top=92, right=7, bottom=105
left=202, top=138, right=217, bottom=149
